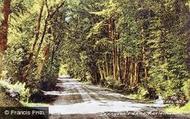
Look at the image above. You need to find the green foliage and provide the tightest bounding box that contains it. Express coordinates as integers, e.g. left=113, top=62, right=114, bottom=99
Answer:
left=0, top=12, right=3, bottom=24
left=5, top=40, right=31, bottom=81
left=0, top=80, right=30, bottom=102
left=59, top=65, right=68, bottom=76
left=104, top=76, right=122, bottom=89
left=183, top=80, right=190, bottom=100
left=60, top=0, right=190, bottom=102
left=137, top=86, right=149, bottom=100
left=165, top=102, right=190, bottom=114
left=149, top=78, right=182, bottom=99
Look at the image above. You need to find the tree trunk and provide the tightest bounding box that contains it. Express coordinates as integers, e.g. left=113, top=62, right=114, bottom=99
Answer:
left=118, top=47, right=122, bottom=82
left=124, top=57, right=130, bottom=86
left=142, top=46, right=148, bottom=80
left=98, top=64, right=104, bottom=80
left=105, top=53, right=109, bottom=77
left=134, top=62, right=138, bottom=86
left=108, top=17, right=118, bottom=80
left=32, top=1, right=44, bottom=52
left=129, top=62, right=133, bottom=87
left=0, top=0, right=11, bottom=79
left=122, top=57, right=127, bottom=83
left=102, top=63, right=106, bottom=80
left=21, top=3, right=45, bottom=81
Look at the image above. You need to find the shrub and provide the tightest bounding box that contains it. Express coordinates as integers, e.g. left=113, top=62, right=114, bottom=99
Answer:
left=105, top=76, right=122, bottom=89
left=0, top=80, right=30, bottom=102
left=137, top=86, right=148, bottom=100
left=149, top=78, right=182, bottom=99
left=182, top=80, right=190, bottom=100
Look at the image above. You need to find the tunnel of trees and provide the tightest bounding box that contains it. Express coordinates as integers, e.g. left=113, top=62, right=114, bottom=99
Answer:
left=0, top=0, right=190, bottom=105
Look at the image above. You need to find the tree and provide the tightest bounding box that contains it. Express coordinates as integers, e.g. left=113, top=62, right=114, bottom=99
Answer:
left=0, top=0, right=11, bottom=79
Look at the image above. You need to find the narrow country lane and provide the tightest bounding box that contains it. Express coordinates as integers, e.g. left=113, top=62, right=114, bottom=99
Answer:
left=43, top=76, right=189, bottom=119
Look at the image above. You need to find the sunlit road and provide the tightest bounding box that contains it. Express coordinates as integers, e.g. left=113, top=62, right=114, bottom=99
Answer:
left=43, top=76, right=190, bottom=119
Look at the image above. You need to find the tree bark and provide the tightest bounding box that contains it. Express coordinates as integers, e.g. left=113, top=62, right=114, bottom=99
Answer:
left=32, top=1, right=44, bottom=52
left=118, top=47, right=122, bottom=82
left=0, top=0, right=11, bottom=79
left=122, top=57, right=127, bottom=83
left=105, top=53, right=109, bottom=77
left=98, top=64, right=104, bottom=80
left=129, top=61, right=133, bottom=87
left=108, top=17, right=118, bottom=80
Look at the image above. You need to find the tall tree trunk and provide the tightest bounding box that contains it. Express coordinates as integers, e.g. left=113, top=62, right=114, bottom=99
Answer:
left=0, top=0, right=11, bottom=79
left=122, top=57, right=127, bottom=83
left=98, top=64, right=104, bottom=80
left=112, top=41, right=117, bottom=80
left=118, top=47, right=122, bottom=82
left=32, top=1, right=44, bottom=52
left=123, top=57, right=130, bottom=86
left=22, top=2, right=45, bottom=81
left=134, top=62, right=138, bottom=86
left=102, top=63, right=106, bottom=79
left=105, top=53, right=109, bottom=77
left=129, top=61, right=134, bottom=87
left=141, top=27, right=148, bottom=81
left=109, top=17, right=118, bottom=80
left=142, top=46, right=148, bottom=80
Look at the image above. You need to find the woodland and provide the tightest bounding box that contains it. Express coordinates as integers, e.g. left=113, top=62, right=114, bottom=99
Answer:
left=0, top=0, right=190, bottom=111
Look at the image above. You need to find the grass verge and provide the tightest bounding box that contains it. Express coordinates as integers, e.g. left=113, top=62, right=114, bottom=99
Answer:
left=164, top=102, right=190, bottom=114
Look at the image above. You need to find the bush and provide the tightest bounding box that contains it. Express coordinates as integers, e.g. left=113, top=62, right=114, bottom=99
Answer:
left=182, top=80, right=190, bottom=100
left=0, top=80, right=30, bottom=102
left=137, top=86, right=148, bottom=100
left=104, top=76, right=122, bottom=89
left=149, top=78, right=182, bottom=99
left=164, top=93, right=188, bottom=106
